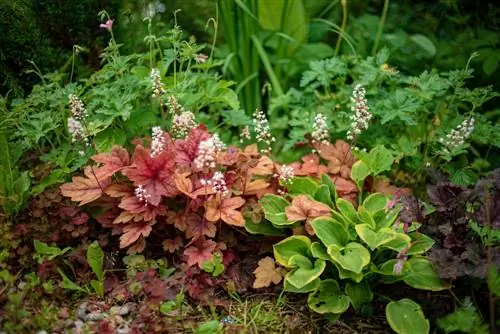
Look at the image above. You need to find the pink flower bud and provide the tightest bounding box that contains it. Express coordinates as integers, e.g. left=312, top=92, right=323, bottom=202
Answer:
left=99, top=19, right=113, bottom=32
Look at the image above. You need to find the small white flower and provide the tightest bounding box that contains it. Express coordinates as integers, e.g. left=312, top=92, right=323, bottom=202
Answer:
left=240, top=125, right=251, bottom=143
left=252, top=109, right=275, bottom=155
left=346, top=84, right=372, bottom=142
left=150, top=68, right=165, bottom=98
left=210, top=171, right=229, bottom=196
left=193, top=134, right=225, bottom=170
left=312, top=113, right=329, bottom=144
left=276, top=165, right=295, bottom=184
left=135, top=185, right=151, bottom=205
left=172, top=111, right=197, bottom=138
left=150, top=126, right=165, bottom=157
left=439, top=117, right=475, bottom=152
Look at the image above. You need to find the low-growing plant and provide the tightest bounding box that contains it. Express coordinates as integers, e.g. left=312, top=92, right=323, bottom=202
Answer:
left=254, top=163, right=448, bottom=326
left=33, top=240, right=106, bottom=297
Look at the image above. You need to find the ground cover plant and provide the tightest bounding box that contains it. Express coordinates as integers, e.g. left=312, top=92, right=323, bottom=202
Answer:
left=1, top=2, right=499, bottom=334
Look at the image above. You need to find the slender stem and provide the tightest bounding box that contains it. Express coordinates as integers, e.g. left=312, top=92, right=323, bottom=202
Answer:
left=372, top=0, right=390, bottom=56
left=484, top=184, right=496, bottom=334
left=335, top=0, right=348, bottom=56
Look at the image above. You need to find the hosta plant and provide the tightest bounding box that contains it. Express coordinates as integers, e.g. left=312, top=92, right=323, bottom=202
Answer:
left=257, top=161, right=450, bottom=322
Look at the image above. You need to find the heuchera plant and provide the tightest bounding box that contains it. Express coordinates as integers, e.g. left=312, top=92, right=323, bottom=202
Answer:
left=59, top=122, right=284, bottom=268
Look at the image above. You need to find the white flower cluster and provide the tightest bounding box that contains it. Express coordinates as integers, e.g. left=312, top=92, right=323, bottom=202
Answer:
left=150, top=126, right=165, bottom=157
left=239, top=125, right=251, bottom=143
left=346, top=84, right=372, bottom=142
left=201, top=171, right=229, bottom=196
left=135, top=185, right=151, bottom=205
left=194, top=134, right=225, bottom=170
left=276, top=164, right=295, bottom=184
left=67, top=94, right=89, bottom=145
left=311, top=113, right=329, bottom=148
left=151, top=68, right=165, bottom=98
left=252, top=109, right=275, bottom=155
left=172, top=111, right=197, bottom=138
left=439, top=118, right=475, bottom=152
left=167, top=95, right=184, bottom=115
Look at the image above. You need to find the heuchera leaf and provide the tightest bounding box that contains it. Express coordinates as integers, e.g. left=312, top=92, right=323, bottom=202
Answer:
left=118, top=195, right=167, bottom=222
left=285, top=195, right=331, bottom=222
left=174, top=124, right=211, bottom=166
left=60, top=166, right=109, bottom=205
left=92, top=146, right=130, bottom=181
left=184, top=238, right=218, bottom=267
left=121, top=144, right=178, bottom=206
left=314, top=140, right=356, bottom=178
left=205, top=196, right=245, bottom=226
left=253, top=256, right=283, bottom=288
left=119, top=221, right=154, bottom=248
left=163, top=236, right=184, bottom=253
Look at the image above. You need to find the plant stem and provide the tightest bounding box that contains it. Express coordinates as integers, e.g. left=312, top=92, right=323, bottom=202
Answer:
left=372, top=0, right=389, bottom=56
left=484, top=184, right=496, bottom=334
left=335, top=0, right=348, bottom=56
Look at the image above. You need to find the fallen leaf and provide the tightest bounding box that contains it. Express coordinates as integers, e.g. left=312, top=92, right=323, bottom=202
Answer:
left=253, top=256, right=283, bottom=288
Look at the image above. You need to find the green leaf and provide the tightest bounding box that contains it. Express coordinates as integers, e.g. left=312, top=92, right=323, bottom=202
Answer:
left=194, top=320, right=222, bottom=334
left=407, top=233, right=435, bottom=255
left=483, top=54, right=498, bottom=76
left=90, top=280, right=104, bottom=297
left=310, top=217, right=348, bottom=247
left=58, top=269, right=87, bottom=293
left=487, top=265, right=500, bottom=297
left=321, top=174, right=338, bottom=202
left=345, top=280, right=373, bottom=312
left=403, top=258, right=451, bottom=291
left=355, top=225, right=406, bottom=250
left=310, top=242, right=330, bottom=261
left=335, top=198, right=358, bottom=224
left=307, top=279, right=350, bottom=314
left=334, top=263, right=364, bottom=283
left=362, top=193, right=388, bottom=213
left=358, top=145, right=394, bottom=176
left=273, top=235, right=311, bottom=267
left=357, top=206, right=376, bottom=229
left=386, top=299, right=430, bottom=334
left=287, top=176, right=319, bottom=196
left=350, top=160, right=371, bottom=190
left=410, top=34, right=436, bottom=58
left=284, top=277, right=320, bottom=293
left=327, top=242, right=370, bottom=274
left=314, top=184, right=334, bottom=208
left=86, top=241, right=104, bottom=281
left=259, top=194, right=293, bottom=226
left=244, top=219, right=285, bottom=236
left=33, top=240, right=71, bottom=263
left=437, top=297, right=490, bottom=334
left=258, top=0, right=308, bottom=52
left=93, top=127, right=126, bottom=152
left=221, top=109, right=252, bottom=126
left=287, top=255, right=326, bottom=289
